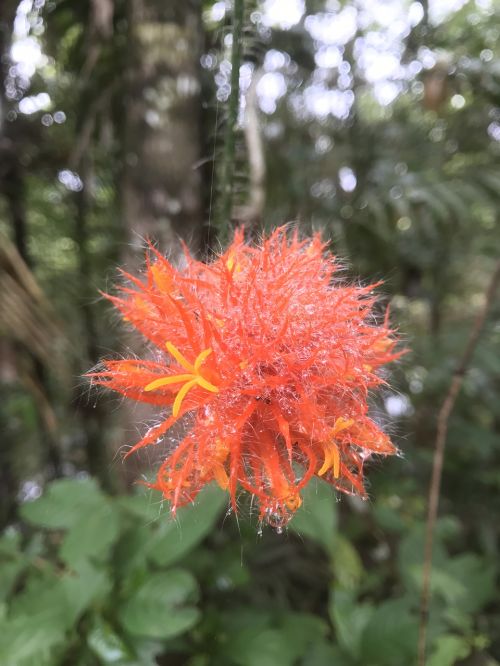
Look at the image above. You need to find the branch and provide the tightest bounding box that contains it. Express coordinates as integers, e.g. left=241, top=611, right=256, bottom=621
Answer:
left=417, top=258, right=500, bottom=666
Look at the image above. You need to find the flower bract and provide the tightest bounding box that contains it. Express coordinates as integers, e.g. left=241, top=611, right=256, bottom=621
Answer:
left=89, top=227, right=401, bottom=528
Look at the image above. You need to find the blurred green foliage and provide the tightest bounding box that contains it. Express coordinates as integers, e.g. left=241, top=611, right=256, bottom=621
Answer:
left=1, top=477, right=498, bottom=665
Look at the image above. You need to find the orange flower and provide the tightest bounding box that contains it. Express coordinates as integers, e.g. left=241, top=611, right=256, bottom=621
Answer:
left=89, top=228, right=402, bottom=528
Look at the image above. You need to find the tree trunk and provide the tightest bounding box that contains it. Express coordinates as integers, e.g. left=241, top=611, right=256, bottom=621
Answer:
left=122, top=0, right=204, bottom=261
left=116, top=0, right=205, bottom=481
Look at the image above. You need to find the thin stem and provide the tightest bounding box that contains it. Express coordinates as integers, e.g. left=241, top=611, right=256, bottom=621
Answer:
left=216, top=0, right=245, bottom=244
left=244, top=67, right=266, bottom=233
left=417, top=258, right=500, bottom=666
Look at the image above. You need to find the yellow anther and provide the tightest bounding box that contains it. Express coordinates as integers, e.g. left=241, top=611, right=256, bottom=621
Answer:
left=144, top=342, right=219, bottom=417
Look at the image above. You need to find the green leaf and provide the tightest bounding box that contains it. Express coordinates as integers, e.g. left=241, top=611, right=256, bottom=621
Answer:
left=432, top=182, right=470, bottom=226
left=10, top=560, right=109, bottom=624
left=9, top=572, right=71, bottom=620
left=87, top=617, right=133, bottom=663
left=442, top=606, right=473, bottom=634
left=279, top=612, right=328, bottom=655
left=398, top=524, right=448, bottom=594
left=148, top=484, right=226, bottom=567
left=223, top=627, right=298, bottom=666
left=114, top=524, right=153, bottom=577
left=427, top=635, right=470, bottom=666
left=333, top=536, right=364, bottom=590
left=360, top=598, right=418, bottom=666
left=302, top=641, right=352, bottom=666
left=222, top=608, right=273, bottom=635
left=372, top=502, right=405, bottom=533
left=0, top=560, right=25, bottom=603
left=446, top=554, right=497, bottom=614
left=408, top=554, right=496, bottom=615
left=221, top=611, right=327, bottom=666
left=408, top=565, right=467, bottom=606
left=330, top=589, right=373, bottom=660
left=20, top=478, right=104, bottom=529
left=61, top=560, right=112, bottom=619
left=408, top=186, right=450, bottom=223
left=289, top=478, right=337, bottom=553
left=0, top=529, right=26, bottom=602
left=0, top=609, right=68, bottom=664
left=0, top=574, right=74, bottom=663
left=60, top=500, right=122, bottom=566
left=0, top=528, right=22, bottom=556
left=117, top=488, right=167, bottom=523
left=118, top=569, right=200, bottom=640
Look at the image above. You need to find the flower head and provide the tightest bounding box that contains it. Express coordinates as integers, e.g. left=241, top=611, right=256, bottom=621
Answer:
left=89, top=227, right=401, bottom=528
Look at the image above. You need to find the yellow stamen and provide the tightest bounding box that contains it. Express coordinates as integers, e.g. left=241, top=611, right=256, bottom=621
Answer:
left=196, top=376, right=219, bottom=393
left=166, top=341, right=195, bottom=372
left=144, top=342, right=219, bottom=417
left=318, top=418, right=354, bottom=477
left=194, top=347, right=214, bottom=372
left=318, top=441, right=340, bottom=478
left=144, top=374, right=194, bottom=391
left=172, top=378, right=198, bottom=417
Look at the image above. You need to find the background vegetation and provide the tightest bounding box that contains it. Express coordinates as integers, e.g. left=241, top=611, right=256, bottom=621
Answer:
left=1, top=0, right=500, bottom=664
